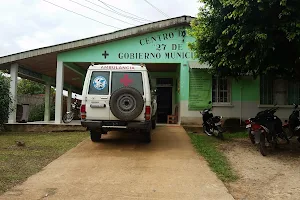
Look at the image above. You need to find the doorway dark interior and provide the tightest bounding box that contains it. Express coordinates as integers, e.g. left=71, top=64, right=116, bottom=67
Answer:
left=156, top=87, right=172, bottom=123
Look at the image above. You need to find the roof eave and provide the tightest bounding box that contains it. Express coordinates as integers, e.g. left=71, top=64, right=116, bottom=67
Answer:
left=0, top=15, right=194, bottom=65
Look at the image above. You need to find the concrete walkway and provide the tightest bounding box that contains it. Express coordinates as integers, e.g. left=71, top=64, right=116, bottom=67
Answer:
left=0, top=126, right=234, bottom=200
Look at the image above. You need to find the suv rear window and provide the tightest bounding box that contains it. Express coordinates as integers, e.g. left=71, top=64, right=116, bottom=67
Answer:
left=88, top=71, right=110, bottom=95
left=112, top=72, right=143, bottom=94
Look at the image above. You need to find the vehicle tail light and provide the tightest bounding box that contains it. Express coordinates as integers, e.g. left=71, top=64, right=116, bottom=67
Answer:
left=145, top=106, right=151, bottom=121
left=252, top=123, right=261, bottom=131
left=80, top=104, right=86, bottom=119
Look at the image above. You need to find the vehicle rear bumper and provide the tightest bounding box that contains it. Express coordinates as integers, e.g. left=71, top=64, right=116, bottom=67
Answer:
left=81, top=120, right=151, bottom=131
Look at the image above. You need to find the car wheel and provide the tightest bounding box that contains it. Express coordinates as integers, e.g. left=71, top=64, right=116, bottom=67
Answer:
left=110, top=87, right=144, bottom=121
left=151, top=113, right=157, bottom=129
left=90, top=130, right=102, bottom=142
left=141, top=129, right=152, bottom=143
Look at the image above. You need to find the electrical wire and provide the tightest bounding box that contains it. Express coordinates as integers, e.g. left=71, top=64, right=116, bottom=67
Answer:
left=83, top=0, right=151, bottom=23
left=68, top=0, right=136, bottom=26
left=42, top=0, right=120, bottom=29
left=98, top=0, right=152, bottom=23
left=143, top=0, right=169, bottom=18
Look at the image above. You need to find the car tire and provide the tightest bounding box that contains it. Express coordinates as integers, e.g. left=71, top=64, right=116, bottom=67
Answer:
left=151, top=119, right=156, bottom=129
left=110, top=87, right=144, bottom=121
left=151, top=113, right=157, bottom=129
left=90, top=130, right=102, bottom=142
left=141, top=128, right=152, bottom=143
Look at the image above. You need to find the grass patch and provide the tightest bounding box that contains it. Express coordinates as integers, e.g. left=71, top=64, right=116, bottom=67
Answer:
left=0, top=131, right=88, bottom=194
left=225, top=131, right=248, bottom=139
left=189, top=132, right=240, bottom=182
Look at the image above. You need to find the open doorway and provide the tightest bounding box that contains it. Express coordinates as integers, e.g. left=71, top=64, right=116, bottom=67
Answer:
left=156, top=78, right=173, bottom=123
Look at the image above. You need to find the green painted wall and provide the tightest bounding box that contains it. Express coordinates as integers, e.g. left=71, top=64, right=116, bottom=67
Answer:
left=58, top=26, right=260, bottom=103
left=176, top=65, right=181, bottom=104
left=232, top=78, right=260, bottom=102
left=187, top=69, right=260, bottom=106
left=58, top=27, right=195, bottom=64
left=180, top=63, right=190, bottom=101
left=58, top=26, right=196, bottom=101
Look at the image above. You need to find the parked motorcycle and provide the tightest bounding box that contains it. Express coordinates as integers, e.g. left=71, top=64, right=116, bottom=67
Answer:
left=200, top=101, right=225, bottom=140
left=245, top=105, right=289, bottom=156
left=283, top=103, right=300, bottom=142
left=62, top=98, right=81, bottom=123
left=245, top=117, right=256, bottom=144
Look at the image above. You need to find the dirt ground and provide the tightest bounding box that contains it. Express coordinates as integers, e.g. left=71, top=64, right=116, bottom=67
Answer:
left=0, top=126, right=233, bottom=200
left=221, top=137, right=300, bottom=200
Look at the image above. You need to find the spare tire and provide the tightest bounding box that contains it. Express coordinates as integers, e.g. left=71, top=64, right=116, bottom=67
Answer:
left=110, top=87, right=144, bottom=121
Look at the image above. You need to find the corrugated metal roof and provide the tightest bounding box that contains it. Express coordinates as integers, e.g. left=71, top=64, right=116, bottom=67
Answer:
left=188, top=61, right=211, bottom=69
left=0, top=16, right=194, bottom=65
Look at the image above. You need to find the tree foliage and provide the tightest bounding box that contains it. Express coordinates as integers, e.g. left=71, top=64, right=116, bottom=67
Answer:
left=189, top=0, right=300, bottom=79
left=18, top=79, right=45, bottom=95
left=0, top=72, right=12, bottom=127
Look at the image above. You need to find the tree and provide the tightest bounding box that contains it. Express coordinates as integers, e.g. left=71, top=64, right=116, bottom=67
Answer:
left=18, top=79, right=45, bottom=95
left=0, top=72, right=12, bottom=127
left=189, top=0, right=300, bottom=79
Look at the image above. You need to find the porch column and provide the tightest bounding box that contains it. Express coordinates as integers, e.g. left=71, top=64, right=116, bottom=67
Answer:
left=8, top=63, right=19, bottom=123
left=179, top=63, right=190, bottom=124
left=55, top=61, right=64, bottom=124
left=44, top=81, right=51, bottom=122
left=67, top=88, right=72, bottom=112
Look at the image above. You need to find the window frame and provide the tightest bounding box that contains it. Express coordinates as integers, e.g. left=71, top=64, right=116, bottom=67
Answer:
left=260, top=76, right=300, bottom=106
left=88, top=71, right=110, bottom=95
left=111, top=71, right=144, bottom=95
left=212, top=76, right=232, bottom=104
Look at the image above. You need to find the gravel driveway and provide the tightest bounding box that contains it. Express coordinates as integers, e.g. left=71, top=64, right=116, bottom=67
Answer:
left=223, top=138, right=300, bottom=200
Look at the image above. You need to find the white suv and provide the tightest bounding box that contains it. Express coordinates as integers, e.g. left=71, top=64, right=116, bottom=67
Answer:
left=81, top=64, right=157, bottom=143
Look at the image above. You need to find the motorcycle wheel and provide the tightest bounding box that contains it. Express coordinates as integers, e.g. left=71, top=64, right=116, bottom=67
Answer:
left=283, top=127, right=293, bottom=140
left=203, top=124, right=213, bottom=136
left=216, top=126, right=224, bottom=140
left=248, top=128, right=255, bottom=144
left=62, top=112, right=74, bottom=123
left=259, top=133, right=268, bottom=156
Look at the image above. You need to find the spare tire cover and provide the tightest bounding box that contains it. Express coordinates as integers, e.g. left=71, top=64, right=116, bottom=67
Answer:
left=109, top=87, right=144, bottom=121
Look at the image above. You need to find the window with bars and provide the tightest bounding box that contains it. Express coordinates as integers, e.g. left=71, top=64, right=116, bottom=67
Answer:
left=260, top=76, right=300, bottom=105
left=212, top=76, right=231, bottom=103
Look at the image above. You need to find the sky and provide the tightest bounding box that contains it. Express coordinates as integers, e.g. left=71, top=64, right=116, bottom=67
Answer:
left=0, top=0, right=200, bottom=57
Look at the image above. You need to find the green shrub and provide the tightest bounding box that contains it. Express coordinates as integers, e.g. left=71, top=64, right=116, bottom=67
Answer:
left=28, top=103, right=55, bottom=122
left=0, top=73, right=12, bottom=127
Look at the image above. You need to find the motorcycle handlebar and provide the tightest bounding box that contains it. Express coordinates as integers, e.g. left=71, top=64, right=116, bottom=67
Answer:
left=259, top=107, right=279, bottom=115
left=200, top=108, right=211, bottom=113
left=293, top=103, right=299, bottom=109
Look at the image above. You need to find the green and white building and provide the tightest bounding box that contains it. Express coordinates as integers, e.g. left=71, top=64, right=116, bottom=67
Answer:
left=0, top=16, right=298, bottom=125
